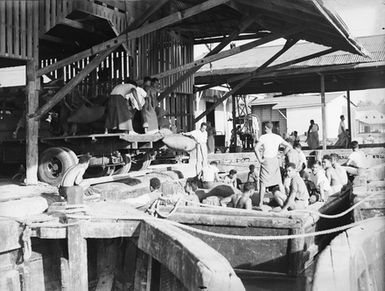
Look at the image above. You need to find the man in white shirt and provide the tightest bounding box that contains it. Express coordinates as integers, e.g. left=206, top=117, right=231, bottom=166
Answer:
left=183, top=123, right=208, bottom=174
left=254, top=121, right=292, bottom=208
left=342, top=141, right=368, bottom=176
left=199, top=161, right=221, bottom=189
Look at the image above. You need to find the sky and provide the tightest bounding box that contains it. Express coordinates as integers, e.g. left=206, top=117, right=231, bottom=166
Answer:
left=0, top=0, right=384, bottom=103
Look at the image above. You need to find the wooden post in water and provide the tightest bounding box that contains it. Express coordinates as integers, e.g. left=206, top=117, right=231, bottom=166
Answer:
left=320, top=74, right=327, bottom=151
left=66, top=186, right=88, bottom=291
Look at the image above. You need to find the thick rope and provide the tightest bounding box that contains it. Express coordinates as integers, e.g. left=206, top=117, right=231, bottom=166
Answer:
left=161, top=217, right=382, bottom=241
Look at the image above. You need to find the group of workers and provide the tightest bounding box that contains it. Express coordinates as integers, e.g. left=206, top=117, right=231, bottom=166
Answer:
left=104, top=77, right=166, bottom=135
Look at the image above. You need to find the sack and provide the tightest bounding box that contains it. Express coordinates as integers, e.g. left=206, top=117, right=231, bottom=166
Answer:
left=162, top=134, right=197, bottom=152
left=68, top=104, right=105, bottom=124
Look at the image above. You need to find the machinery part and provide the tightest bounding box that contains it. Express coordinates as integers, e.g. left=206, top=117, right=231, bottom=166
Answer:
left=113, top=153, right=132, bottom=175
left=38, top=147, right=77, bottom=186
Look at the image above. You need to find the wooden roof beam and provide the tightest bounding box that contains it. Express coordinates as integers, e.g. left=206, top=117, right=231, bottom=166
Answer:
left=157, top=14, right=256, bottom=102
left=60, top=18, right=109, bottom=39
left=194, top=38, right=299, bottom=123
left=31, top=47, right=116, bottom=119
left=194, top=32, right=270, bottom=44
left=37, top=0, right=230, bottom=77
left=154, top=26, right=302, bottom=80
left=40, top=34, right=74, bottom=46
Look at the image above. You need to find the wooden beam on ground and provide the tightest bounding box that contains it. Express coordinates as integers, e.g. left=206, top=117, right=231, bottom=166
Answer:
left=37, top=0, right=230, bottom=77
left=138, top=219, right=244, bottom=290
left=194, top=38, right=298, bottom=123
left=154, top=27, right=301, bottom=80
left=157, top=15, right=256, bottom=102
left=32, top=47, right=116, bottom=119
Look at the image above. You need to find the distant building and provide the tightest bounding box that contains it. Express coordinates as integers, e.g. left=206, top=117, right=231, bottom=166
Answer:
left=194, top=87, right=233, bottom=147
left=356, top=110, right=385, bottom=133
left=250, top=92, right=357, bottom=140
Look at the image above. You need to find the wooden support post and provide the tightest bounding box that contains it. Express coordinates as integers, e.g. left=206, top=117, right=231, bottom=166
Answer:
left=232, top=94, right=237, bottom=148
left=320, top=74, right=327, bottom=151
left=67, top=187, right=88, bottom=291
left=32, top=47, right=115, bottom=119
left=25, top=1, right=39, bottom=185
left=37, top=0, right=230, bottom=77
left=68, top=224, right=88, bottom=291
left=157, top=15, right=256, bottom=102
left=346, top=88, right=352, bottom=143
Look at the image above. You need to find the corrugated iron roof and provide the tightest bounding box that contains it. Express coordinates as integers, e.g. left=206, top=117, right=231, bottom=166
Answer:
left=250, top=92, right=357, bottom=109
left=197, top=34, right=385, bottom=76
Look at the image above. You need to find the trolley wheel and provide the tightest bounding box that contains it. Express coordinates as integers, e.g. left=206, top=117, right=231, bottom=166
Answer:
left=38, top=147, right=77, bottom=186
left=60, top=147, right=78, bottom=164
left=131, top=152, right=153, bottom=171
left=113, top=154, right=132, bottom=175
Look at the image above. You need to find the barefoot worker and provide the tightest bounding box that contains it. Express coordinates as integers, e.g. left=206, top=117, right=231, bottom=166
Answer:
left=254, top=121, right=292, bottom=208
left=182, top=122, right=208, bottom=175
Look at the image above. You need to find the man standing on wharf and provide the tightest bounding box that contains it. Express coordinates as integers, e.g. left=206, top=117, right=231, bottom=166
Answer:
left=183, top=122, right=208, bottom=175
left=254, top=122, right=292, bottom=208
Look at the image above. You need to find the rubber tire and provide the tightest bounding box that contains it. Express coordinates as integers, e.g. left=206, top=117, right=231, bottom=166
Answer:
left=60, top=147, right=78, bottom=164
left=38, top=147, right=76, bottom=186
left=113, top=154, right=132, bottom=175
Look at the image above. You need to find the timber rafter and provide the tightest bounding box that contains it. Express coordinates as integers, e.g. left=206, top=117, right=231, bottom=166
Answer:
left=37, top=0, right=230, bottom=78
left=194, top=42, right=337, bottom=123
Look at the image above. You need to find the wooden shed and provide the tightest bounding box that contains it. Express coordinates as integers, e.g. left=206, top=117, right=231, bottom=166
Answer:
left=0, top=0, right=366, bottom=184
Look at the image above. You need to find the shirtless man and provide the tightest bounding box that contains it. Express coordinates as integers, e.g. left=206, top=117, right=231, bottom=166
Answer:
left=226, top=182, right=255, bottom=210
left=274, top=163, right=309, bottom=211
left=254, top=121, right=292, bottom=207
left=322, top=155, right=343, bottom=195
left=330, top=153, right=348, bottom=186
left=309, top=161, right=331, bottom=202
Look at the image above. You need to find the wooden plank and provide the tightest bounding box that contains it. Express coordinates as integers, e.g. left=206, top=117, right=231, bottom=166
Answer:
left=0, top=1, right=5, bottom=54
left=37, top=0, right=230, bottom=77
left=27, top=0, right=32, bottom=57
left=82, top=221, right=141, bottom=238
left=95, top=274, right=114, bottom=291
left=157, top=15, right=255, bottom=102
left=51, top=0, right=56, bottom=27
left=45, top=0, right=51, bottom=32
left=0, top=219, right=23, bottom=253
left=68, top=224, right=88, bottom=291
left=20, top=0, right=26, bottom=58
left=134, top=249, right=150, bottom=291
left=6, top=0, right=13, bottom=54
left=138, top=219, right=244, bottom=290
left=33, top=47, right=115, bottom=119
left=14, top=1, right=20, bottom=56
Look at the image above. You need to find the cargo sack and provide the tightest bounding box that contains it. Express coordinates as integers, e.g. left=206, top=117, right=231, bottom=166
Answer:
left=162, top=134, right=197, bottom=152
left=68, top=104, right=105, bottom=124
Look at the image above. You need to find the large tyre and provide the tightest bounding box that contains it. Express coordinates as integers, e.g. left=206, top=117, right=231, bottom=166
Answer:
left=113, top=154, right=132, bottom=175
left=60, top=147, right=78, bottom=164
left=38, top=147, right=77, bottom=186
